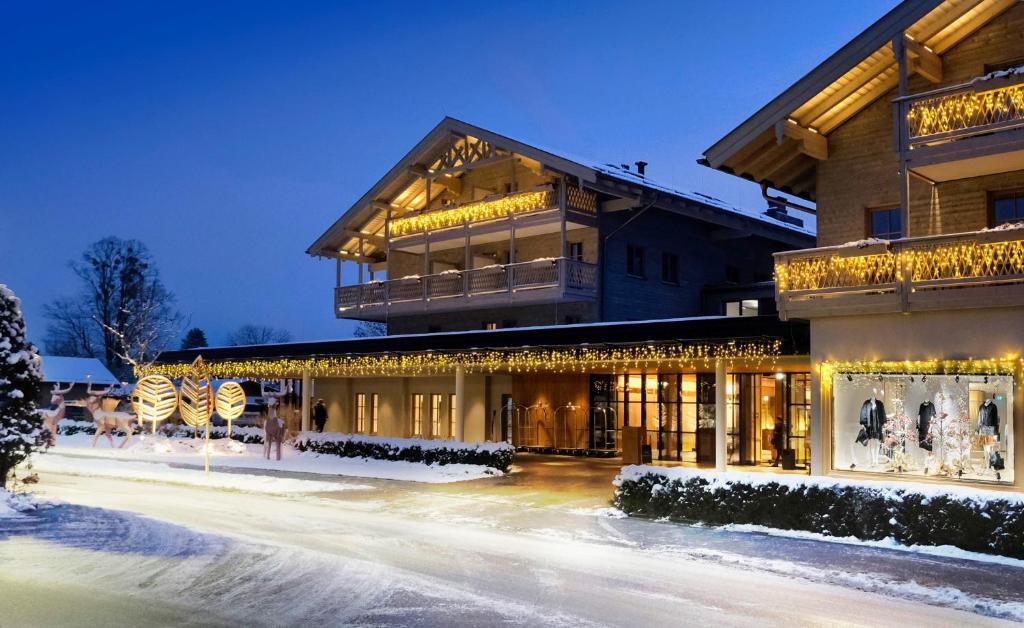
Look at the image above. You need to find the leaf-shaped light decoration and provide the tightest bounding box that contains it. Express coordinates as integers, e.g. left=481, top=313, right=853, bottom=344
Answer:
left=215, top=381, right=246, bottom=437
left=179, top=357, right=213, bottom=428
left=131, top=375, right=179, bottom=433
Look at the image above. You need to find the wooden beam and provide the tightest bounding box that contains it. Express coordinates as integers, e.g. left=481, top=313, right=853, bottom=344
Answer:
left=904, top=36, right=942, bottom=84
left=341, top=229, right=385, bottom=248
left=775, top=119, right=828, bottom=161
left=431, top=175, right=462, bottom=195
left=600, top=197, right=639, bottom=212
left=429, top=153, right=515, bottom=177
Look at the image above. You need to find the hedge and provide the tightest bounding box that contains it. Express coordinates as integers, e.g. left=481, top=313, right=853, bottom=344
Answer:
left=294, top=432, right=515, bottom=472
left=57, top=420, right=265, bottom=444
left=613, top=466, right=1024, bottom=559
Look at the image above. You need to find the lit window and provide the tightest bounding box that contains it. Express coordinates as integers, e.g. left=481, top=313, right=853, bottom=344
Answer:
left=992, top=190, right=1024, bottom=226
left=483, top=322, right=498, bottom=331
left=411, top=393, right=424, bottom=436
left=355, top=393, right=366, bottom=432
left=448, top=393, right=457, bottom=437
left=370, top=393, right=379, bottom=434
left=430, top=394, right=443, bottom=438
left=868, top=207, right=902, bottom=239
left=725, top=300, right=759, bottom=317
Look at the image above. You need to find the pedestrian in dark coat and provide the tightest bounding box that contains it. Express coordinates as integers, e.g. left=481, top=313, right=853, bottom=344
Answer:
left=313, top=399, right=328, bottom=433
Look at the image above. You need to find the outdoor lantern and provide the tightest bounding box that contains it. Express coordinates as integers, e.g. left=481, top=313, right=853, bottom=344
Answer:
left=131, top=374, right=179, bottom=434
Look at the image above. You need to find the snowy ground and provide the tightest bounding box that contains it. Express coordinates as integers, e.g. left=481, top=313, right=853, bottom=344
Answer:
left=43, top=432, right=503, bottom=483
left=3, top=454, right=1022, bottom=626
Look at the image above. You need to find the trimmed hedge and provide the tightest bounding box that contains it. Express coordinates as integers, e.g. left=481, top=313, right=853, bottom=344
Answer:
left=294, top=432, right=514, bottom=472
left=57, top=419, right=265, bottom=444
left=613, top=466, right=1024, bottom=559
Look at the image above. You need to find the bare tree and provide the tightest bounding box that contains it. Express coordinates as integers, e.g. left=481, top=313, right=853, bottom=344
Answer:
left=226, top=324, right=292, bottom=346
left=43, top=237, right=185, bottom=378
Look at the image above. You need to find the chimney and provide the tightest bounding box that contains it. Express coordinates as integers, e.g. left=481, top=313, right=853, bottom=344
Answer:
left=635, top=161, right=648, bottom=178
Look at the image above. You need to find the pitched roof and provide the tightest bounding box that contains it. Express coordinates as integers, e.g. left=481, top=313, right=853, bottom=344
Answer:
left=308, top=117, right=815, bottom=259
left=700, top=0, right=1017, bottom=200
left=39, top=356, right=119, bottom=385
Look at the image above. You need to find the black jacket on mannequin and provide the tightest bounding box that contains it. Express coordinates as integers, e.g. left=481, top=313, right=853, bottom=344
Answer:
left=858, top=398, right=886, bottom=442
left=977, top=400, right=999, bottom=437
left=917, top=401, right=935, bottom=451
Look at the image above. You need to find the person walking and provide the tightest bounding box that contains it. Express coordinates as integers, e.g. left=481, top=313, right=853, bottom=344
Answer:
left=313, top=399, right=328, bottom=433
left=771, top=417, right=787, bottom=467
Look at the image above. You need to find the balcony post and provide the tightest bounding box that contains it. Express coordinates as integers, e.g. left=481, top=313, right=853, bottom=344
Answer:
left=509, top=212, right=516, bottom=264
left=559, top=176, right=568, bottom=257
left=335, top=257, right=341, bottom=288
left=464, top=221, right=471, bottom=297
left=358, top=238, right=364, bottom=284
left=892, top=33, right=911, bottom=237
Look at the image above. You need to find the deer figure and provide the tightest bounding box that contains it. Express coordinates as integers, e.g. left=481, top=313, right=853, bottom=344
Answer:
left=261, top=381, right=290, bottom=461
left=78, top=380, right=137, bottom=448
left=40, top=381, right=74, bottom=446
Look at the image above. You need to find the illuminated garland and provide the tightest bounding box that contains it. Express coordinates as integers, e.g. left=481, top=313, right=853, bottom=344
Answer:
left=821, top=358, right=1021, bottom=378
left=776, top=237, right=1024, bottom=292
left=907, top=82, right=1024, bottom=139
left=141, top=339, right=783, bottom=380
left=389, top=190, right=554, bottom=237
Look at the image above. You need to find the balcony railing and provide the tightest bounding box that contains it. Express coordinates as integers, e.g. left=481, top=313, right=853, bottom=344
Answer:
left=388, top=186, right=597, bottom=238
left=901, top=70, right=1024, bottom=149
left=774, top=227, right=1024, bottom=319
left=335, top=257, right=598, bottom=318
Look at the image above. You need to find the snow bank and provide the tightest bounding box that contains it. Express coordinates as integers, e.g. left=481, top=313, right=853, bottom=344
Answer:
left=0, top=489, right=52, bottom=519
left=614, top=466, right=1024, bottom=559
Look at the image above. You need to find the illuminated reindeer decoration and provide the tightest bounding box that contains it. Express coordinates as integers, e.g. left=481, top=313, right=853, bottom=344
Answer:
left=79, top=380, right=137, bottom=448
left=260, top=381, right=290, bottom=461
left=40, top=381, right=74, bottom=446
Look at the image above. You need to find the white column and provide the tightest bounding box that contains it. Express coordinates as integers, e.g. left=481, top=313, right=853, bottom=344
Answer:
left=455, top=366, right=466, bottom=441
left=715, top=359, right=727, bottom=472
left=301, top=369, right=311, bottom=432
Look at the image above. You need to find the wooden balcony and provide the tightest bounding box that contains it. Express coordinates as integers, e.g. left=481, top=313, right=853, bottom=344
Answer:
left=335, top=257, right=598, bottom=321
left=774, top=228, right=1024, bottom=320
left=897, top=69, right=1024, bottom=181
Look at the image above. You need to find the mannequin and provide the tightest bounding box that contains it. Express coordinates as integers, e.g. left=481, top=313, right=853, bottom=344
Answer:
left=977, top=397, right=999, bottom=471
left=857, top=390, right=886, bottom=467
left=917, top=400, right=936, bottom=451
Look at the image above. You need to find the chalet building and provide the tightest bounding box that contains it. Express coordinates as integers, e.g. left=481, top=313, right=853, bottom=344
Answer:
left=152, top=119, right=817, bottom=470
left=703, top=0, right=1024, bottom=488
left=308, top=117, right=813, bottom=334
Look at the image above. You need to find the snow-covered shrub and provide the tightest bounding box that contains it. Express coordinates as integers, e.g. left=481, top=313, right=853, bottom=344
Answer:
left=613, top=466, right=1024, bottom=559
left=57, top=419, right=266, bottom=444
left=0, top=285, right=46, bottom=489
left=294, top=432, right=514, bottom=472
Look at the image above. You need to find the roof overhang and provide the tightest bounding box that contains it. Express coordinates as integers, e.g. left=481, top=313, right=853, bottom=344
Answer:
left=700, top=0, right=1017, bottom=201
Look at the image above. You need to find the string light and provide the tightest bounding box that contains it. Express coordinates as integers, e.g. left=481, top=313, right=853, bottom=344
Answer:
left=907, top=81, right=1024, bottom=139
left=140, top=338, right=783, bottom=380
left=389, top=190, right=554, bottom=237
left=821, top=357, right=1021, bottom=380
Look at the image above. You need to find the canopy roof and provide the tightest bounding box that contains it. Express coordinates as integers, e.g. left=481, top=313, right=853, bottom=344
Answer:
left=701, top=0, right=1017, bottom=201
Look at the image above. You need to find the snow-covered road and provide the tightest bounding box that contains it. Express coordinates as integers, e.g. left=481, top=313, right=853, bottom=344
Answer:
left=2, top=455, right=1022, bottom=626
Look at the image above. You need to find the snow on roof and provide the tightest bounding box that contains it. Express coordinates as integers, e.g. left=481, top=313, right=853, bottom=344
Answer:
left=39, top=356, right=119, bottom=385
left=504, top=133, right=816, bottom=237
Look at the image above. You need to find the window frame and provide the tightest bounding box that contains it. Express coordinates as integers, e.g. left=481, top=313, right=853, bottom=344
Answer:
left=661, top=252, right=680, bottom=285
left=626, top=244, right=646, bottom=278
left=865, top=206, right=903, bottom=240
left=448, top=393, right=457, bottom=438
left=429, top=393, right=443, bottom=438
left=567, top=241, right=584, bottom=261
left=355, top=393, right=366, bottom=433
left=411, top=393, right=424, bottom=436
left=370, top=393, right=379, bottom=434
left=989, top=189, right=1024, bottom=227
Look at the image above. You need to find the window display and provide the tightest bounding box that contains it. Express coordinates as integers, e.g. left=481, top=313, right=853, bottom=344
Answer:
left=832, top=373, right=1013, bottom=483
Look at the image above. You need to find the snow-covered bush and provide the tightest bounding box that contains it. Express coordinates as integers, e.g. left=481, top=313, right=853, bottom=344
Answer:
left=57, top=419, right=266, bottom=444
left=0, top=284, right=46, bottom=489
left=294, top=432, right=515, bottom=472
left=613, top=466, right=1024, bottom=559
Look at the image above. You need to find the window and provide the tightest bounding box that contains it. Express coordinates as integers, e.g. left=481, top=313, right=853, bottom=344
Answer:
left=568, top=241, right=584, bottom=261
left=626, top=244, right=645, bottom=278
left=370, top=393, right=379, bottom=434
left=991, top=190, right=1024, bottom=226
left=483, top=322, right=498, bottom=331
left=868, top=207, right=902, bottom=239
left=429, top=394, right=443, bottom=438
left=448, top=393, right=457, bottom=438
left=725, top=300, right=759, bottom=317
left=411, top=393, right=424, bottom=436
left=355, top=393, right=366, bottom=432
left=661, top=252, right=680, bottom=284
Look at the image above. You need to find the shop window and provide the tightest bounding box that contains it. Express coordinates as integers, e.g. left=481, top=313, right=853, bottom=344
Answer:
left=355, top=393, right=366, bottom=432
left=430, top=393, right=443, bottom=438
left=370, top=393, right=379, bottom=434
left=725, top=300, right=759, bottom=317
left=661, top=252, right=680, bottom=284
left=411, top=393, right=424, bottom=436
left=991, top=190, right=1024, bottom=226
left=568, top=241, right=584, bottom=261
left=448, top=393, right=457, bottom=437
left=626, top=244, right=645, bottom=278
left=830, top=371, right=1013, bottom=483
left=868, top=207, right=902, bottom=239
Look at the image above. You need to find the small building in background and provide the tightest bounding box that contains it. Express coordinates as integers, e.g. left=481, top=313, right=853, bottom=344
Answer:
left=38, top=355, right=120, bottom=420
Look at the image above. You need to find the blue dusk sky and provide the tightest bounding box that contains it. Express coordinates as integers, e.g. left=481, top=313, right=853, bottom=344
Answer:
left=0, top=0, right=896, bottom=347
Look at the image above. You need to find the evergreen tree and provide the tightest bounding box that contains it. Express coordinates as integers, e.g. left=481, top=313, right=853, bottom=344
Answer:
left=181, top=327, right=209, bottom=350
left=0, top=284, right=45, bottom=489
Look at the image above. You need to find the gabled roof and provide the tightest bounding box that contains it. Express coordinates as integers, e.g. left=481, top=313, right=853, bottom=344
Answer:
left=308, top=117, right=815, bottom=259
left=701, top=0, right=1017, bottom=201
left=39, top=356, right=119, bottom=385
